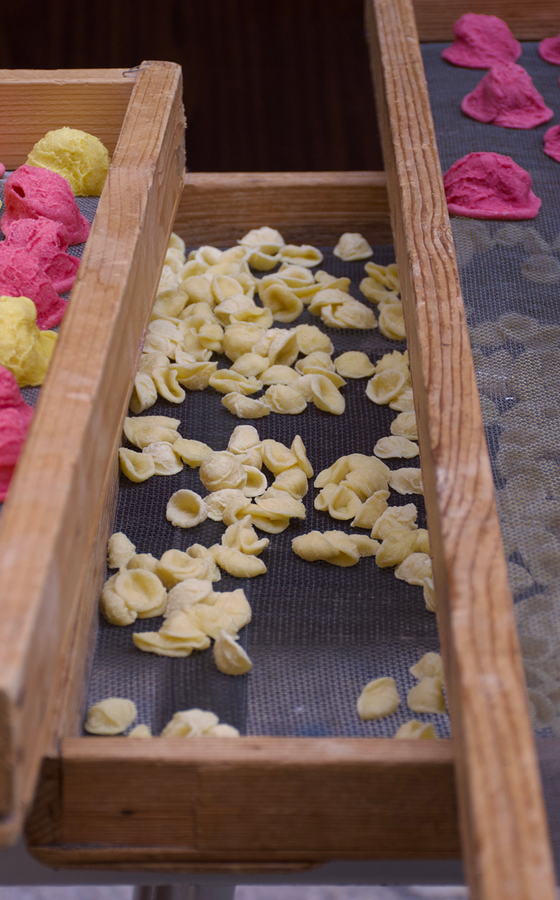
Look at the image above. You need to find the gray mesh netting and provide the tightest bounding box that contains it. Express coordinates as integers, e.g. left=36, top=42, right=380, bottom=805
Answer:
left=86, top=246, right=450, bottom=740
left=422, top=41, right=560, bottom=861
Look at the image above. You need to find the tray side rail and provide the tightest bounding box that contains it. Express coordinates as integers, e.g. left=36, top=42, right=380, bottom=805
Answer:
left=0, top=60, right=185, bottom=846
left=412, top=0, right=560, bottom=42
left=367, top=1, right=556, bottom=898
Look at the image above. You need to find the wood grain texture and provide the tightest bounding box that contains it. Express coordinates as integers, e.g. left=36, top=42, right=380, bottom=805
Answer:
left=27, top=738, right=459, bottom=867
left=413, top=0, right=560, bottom=41
left=0, top=69, right=134, bottom=166
left=367, top=2, right=556, bottom=899
left=0, top=61, right=184, bottom=846
left=176, top=171, right=392, bottom=246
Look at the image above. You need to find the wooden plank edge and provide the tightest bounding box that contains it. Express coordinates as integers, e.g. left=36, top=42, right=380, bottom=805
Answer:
left=0, top=60, right=184, bottom=846
left=176, top=171, right=392, bottom=246
left=413, top=0, right=560, bottom=41
left=367, top=2, right=556, bottom=899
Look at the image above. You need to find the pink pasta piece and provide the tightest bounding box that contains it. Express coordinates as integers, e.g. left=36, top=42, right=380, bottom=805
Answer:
left=4, top=217, right=79, bottom=293
left=1, top=165, right=90, bottom=245
left=543, top=124, right=560, bottom=163
left=0, top=245, right=66, bottom=329
left=461, top=63, right=553, bottom=129
left=442, top=13, right=521, bottom=69
left=0, top=367, right=33, bottom=502
left=443, top=152, right=541, bottom=220
left=539, top=35, right=560, bottom=65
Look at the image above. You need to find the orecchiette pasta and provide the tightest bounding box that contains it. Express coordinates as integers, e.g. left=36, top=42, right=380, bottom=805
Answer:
left=214, top=629, right=253, bottom=675
left=222, top=392, right=271, bottom=418
left=173, top=438, right=213, bottom=467
left=373, top=436, right=419, bottom=460
left=164, top=578, right=214, bottom=616
left=263, top=384, right=308, bottom=414
left=200, top=451, right=247, bottom=491
left=127, top=553, right=158, bottom=573
left=222, top=515, right=269, bottom=555
left=357, top=677, right=400, bottom=720
left=119, top=447, right=156, bottom=483
left=423, top=577, right=436, bottom=613
left=107, top=532, right=136, bottom=569
left=273, top=466, right=309, bottom=499
left=143, top=441, right=183, bottom=476
left=410, top=652, right=444, bottom=682
left=394, top=721, right=437, bottom=739
left=166, top=490, right=208, bottom=528
left=156, top=546, right=220, bottom=588
left=333, top=232, right=373, bottom=261
left=123, top=415, right=181, bottom=449
left=351, top=490, right=389, bottom=529
left=128, top=724, right=152, bottom=738
left=334, top=351, right=375, bottom=379
left=204, top=488, right=248, bottom=522
left=390, top=411, right=418, bottom=440
left=389, top=468, right=423, bottom=495
left=394, top=552, right=432, bottom=586
left=407, top=677, right=446, bottom=715
left=101, top=568, right=167, bottom=626
left=162, top=708, right=219, bottom=737
left=85, top=698, right=137, bottom=735
left=375, top=528, right=430, bottom=568
left=278, top=244, right=323, bottom=268
left=211, top=545, right=267, bottom=577
left=295, top=324, right=334, bottom=356
left=370, top=504, right=418, bottom=540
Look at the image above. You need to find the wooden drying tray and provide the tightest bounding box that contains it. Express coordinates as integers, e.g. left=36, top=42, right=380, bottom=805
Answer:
left=24, top=169, right=461, bottom=871
left=0, top=62, right=185, bottom=845
left=369, top=2, right=560, bottom=899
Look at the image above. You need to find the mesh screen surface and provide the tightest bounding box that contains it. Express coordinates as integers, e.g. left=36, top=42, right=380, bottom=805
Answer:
left=422, top=41, right=560, bottom=862
left=86, top=246, right=450, bottom=740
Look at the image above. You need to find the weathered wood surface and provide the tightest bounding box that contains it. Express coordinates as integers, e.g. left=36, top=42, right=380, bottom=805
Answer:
left=367, top=2, right=556, bottom=899
left=0, top=69, right=134, bottom=166
left=176, top=171, right=392, bottom=246
left=0, top=61, right=184, bottom=846
left=28, top=738, right=459, bottom=866
left=413, top=0, right=560, bottom=41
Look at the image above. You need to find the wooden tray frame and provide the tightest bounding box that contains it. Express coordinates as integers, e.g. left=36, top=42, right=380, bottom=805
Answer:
left=14, top=4, right=560, bottom=896
left=0, top=61, right=185, bottom=845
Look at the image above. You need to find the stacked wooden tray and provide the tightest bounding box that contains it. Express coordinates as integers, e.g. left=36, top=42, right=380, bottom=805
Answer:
left=0, top=5, right=559, bottom=899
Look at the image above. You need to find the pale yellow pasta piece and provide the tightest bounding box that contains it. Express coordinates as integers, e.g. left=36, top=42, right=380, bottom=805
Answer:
left=333, top=232, right=373, bottom=261
left=394, top=721, right=437, bottom=740
left=257, top=328, right=300, bottom=368
left=342, top=468, right=387, bottom=502
left=379, top=302, right=406, bottom=341
left=242, top=465, right=268, bottom=497
left=143, top=319, right=182, bottom=357
left=260, top=365, right=300, bottom=386
left=310, top=374, right=345, bottom=415
left=261, top=439, right=298, bottom=474
left=296, top=351, right=335, bottom=374
left=360, top=278, right=400, bottom=305
left=123, top=415, right=181, bottom=449
left=255, top=491, right=306, bottom=519
left=276, top=264, right=315, bottom=286
left=166, top=490, right=208, bottom=528
left=173, top=438, right=213, bottom=467
left=119, top=447, right=156, bottom=483
left=374, top=436, right=419, bottom=460
left=85, top=698, right=137, bottom=735
left=389, top=468, right=423, bottom=495
left=204, top=489, right=247, bottom=522
left=263, top=384, right=307, bottom=414
left=212, top=545, right=267, bottom=577
left=221, top=495, right=254, bottom=526
left=278, top=244, right=323, bottom=268
left=391, top=411, right=417, bottom=440
left=211, top=588, right=252, bottom=631
left=143, top=441, right=183, bottom=476
left=223, top=323, right=266, bottom=361
left=308, top=287, right=348, bottom=313
left=107, top=532, right=136, bottom=569
left=389, top=388, right=415, bottom=413
left=350, top=535, right=380, bottom=557
left=151, top=365, right=186, bottom=404
left=334, top=351, right=375, bottom=379
left=161, top=708, right=220, bottom=737
left=128, top=724, right=152, bottom=739
left=351, top=490, right=389, bottom=529
left=227, top=424, right=261, bottom=454
left=173, top=359, right=217, bottom=390
left=127, top=553, right=158, bottom=573
left=410, top=652, right=444, bottom=682
left=394, top=552, right=432, bottom=586
left=222, top=392, right=271, bottom=419
left=101, top=569, right=167, bottom=626
left=130, top=371, right=158, bottom=414
left=290, top=434, right=313, bottom=478
left=207, top=723, right=241, bottom=738
left=211, top=273, right=249, bottom=304
left=180, top=275, right=214, bottom=306
left=376, top=349, right=409, bottom=376
left=164, top=578, right=214, bottom=616
left=156, top=546, right=221, bottom=589
left=151, top=289, right=186, bottom=321
left=423, top=577, right=436, bottom=613
left=239, top=226, right=285, bottom=252
left=259, top=282, right=303, bottom=323
left=200, top=451, right=247, bottom=491
left=214, top=630, right=253, bottom=676
left=370, top=504, right=418, bottom=540
left=230, top=352, right=270, bottom=378
left=407, top=677, right=446, bottom=715
left=189, top=604, right=236, bottom=639
left=209, top=369, right=262, bottom=396
left=222, top=515, right=269, bottom=555
left=153, top=608, right=211, bottom=650
left=357, top=677, right=400, bottom=720
left=376, top=528, right=430, bottom=568
left=316, top=484, right=362, bottom=521
left=247, top=248, right=281, bottom=271
left=331, top=300, right=377, bottom=330
left=366, top=369, right=406, bottom=405
left=272, top=466, right=309, bottom=500
left=292, top=530, right=360, bottom=567
left=295, top=324, right=334, bottom=356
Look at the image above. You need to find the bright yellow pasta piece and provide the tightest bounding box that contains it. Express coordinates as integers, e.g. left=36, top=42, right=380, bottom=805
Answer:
left=0, top=296, right=58, bottom=387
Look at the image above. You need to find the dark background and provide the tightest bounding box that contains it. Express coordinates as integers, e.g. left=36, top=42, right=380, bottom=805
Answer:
left=0, top=0, right=383, bottom=172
